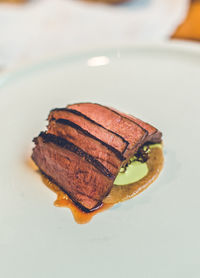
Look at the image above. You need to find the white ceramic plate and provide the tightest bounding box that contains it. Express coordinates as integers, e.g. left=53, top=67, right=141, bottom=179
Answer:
left=1, top=42, right=200, bottom=278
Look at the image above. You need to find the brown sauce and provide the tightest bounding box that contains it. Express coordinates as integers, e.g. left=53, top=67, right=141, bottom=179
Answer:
left=31, top=146, right=164, bottom=224
left=41, top=175, right=113, bottom=224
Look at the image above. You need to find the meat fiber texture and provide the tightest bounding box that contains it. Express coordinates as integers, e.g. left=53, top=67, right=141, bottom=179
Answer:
left=32, top=103, right=162, bottom=211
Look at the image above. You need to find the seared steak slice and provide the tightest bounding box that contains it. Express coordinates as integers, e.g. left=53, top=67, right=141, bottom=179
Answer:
left=67, top=103, right=148, bottom=158
left=48, top=108, right=128, bottom=154
left=47, top=118, right=124, bottom=175
left=128, top=116, right=162, bottom=143
left=32, top=132, right=114, bottom=211
left=107, top=107, right=162, bottom=144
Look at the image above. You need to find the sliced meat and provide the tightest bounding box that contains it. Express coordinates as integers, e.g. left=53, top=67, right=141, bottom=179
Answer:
left=32, top=132, right=115, bottom=211
left=107, top=106, right=162, bottom=144
left=47, top=118, right=124, bottom=175
left=67, top=103, right=148, bottom=158
left=48, top=108, right=128, bottom=154
left=32, top=103, right=162, bottom=211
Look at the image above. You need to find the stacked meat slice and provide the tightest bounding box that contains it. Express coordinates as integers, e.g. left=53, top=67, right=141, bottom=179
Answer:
left=32, top=103, right=162, bottom=211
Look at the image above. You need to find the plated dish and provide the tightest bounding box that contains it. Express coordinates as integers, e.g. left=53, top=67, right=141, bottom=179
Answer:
left=1, top=43, right=200, bottom=278
left=32, top=102, right=163, bottom=223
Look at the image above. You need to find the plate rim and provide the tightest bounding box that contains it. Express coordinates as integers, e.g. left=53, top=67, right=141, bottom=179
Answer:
left=1, top=40, right=200, bottom=91
left=1, top=40, right=200, bottom=275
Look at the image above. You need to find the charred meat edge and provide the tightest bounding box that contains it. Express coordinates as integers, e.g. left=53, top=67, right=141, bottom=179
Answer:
left=48, top=108, right=129, bottom=154
left=107, top=105, right=162, bottom=143
left=40, top=170, right=103, bottom=213
left=32, top=132, right=114, bottom=212
left=33, top=132, right=115, bottom=180
left=67, top=102, right=162, bottom=144
left=67, top=103, right=149, bottom=158
left=52, top=118, right=125, bottom=162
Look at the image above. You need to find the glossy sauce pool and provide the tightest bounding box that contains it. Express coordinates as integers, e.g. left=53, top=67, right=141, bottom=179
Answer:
left=32, top=146, right=164, bottom=224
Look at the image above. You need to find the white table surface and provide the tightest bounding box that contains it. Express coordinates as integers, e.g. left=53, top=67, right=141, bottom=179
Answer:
left=0, top=0, right=189, bottom=71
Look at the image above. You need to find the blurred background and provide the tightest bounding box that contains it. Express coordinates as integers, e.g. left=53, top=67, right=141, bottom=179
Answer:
left=0, top=0, right=199, bottom=72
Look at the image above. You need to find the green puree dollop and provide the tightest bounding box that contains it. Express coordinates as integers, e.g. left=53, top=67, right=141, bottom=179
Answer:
left=114, top=144, right=162, bottom=186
